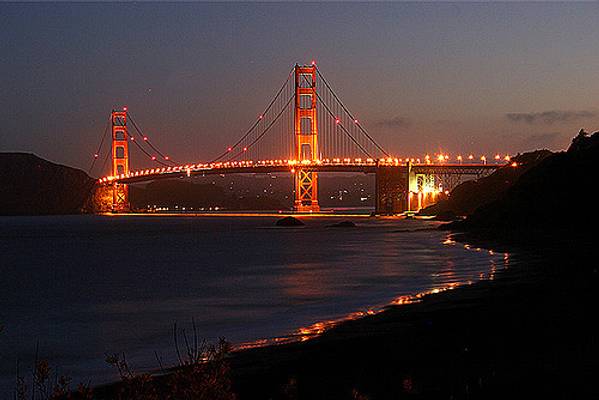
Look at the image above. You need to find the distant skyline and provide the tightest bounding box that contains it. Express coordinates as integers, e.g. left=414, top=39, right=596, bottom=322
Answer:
left=2, top=2, right=599, bottom=174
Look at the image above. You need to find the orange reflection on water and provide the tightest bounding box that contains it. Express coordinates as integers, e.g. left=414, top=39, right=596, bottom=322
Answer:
left=235, top=241, right=510, bottom=354
left=489, top=260, right=497, bottom=280
left=236, top=282, right=466, bottom=351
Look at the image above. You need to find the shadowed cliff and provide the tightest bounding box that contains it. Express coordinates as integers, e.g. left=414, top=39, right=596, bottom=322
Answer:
left=420, top=150, right=552, bottom=217
left=0, top=153, right=95, bottom=215
left=448, top=129, right=599, bottom=232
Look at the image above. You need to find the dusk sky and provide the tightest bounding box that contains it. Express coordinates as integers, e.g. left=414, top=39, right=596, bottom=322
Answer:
left=2, top=2, right=599, bottom=175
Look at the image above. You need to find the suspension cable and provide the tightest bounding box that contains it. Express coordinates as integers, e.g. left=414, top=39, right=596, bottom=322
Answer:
left=299, top=73, right=372, bottom=158
left=210, top=67, right=295, bottom=163
left=130, top=139, right=170, bottom=167
left=227, top=94, right=295, bottom=161
left=88, top=115, right=111, bottom=175
left=315, top=66, right=389, bottom=157
left=126, top=130, right=170, bottom=167
left=127, top=112, right=177, bottom=165
left=316, top=90, right=372, bottom=159
left=100, top=146, right=111, bottom=176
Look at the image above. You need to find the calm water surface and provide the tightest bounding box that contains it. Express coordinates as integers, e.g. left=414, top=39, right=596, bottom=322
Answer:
left=0, top=215, right=510, bottom=393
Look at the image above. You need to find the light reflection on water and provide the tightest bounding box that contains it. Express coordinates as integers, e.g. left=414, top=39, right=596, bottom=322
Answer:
left=0, top=215, right=512, bottom=392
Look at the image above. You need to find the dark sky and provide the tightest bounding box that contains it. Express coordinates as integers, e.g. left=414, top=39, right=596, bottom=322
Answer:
left=2, top=2, right=599, bottom=175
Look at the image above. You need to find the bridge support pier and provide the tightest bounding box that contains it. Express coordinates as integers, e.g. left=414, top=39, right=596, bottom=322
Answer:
left=293, top=64, right=320, bottom=213
left=375, top=166, right=410, bottom=215
left=111, top=109, right=130, bottom=212
left=294, top=168, right=320, bottom=212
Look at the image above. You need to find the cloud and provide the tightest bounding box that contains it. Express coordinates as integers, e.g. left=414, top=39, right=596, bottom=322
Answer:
left=505, top=110, right=596, bottom=125
left=373, top=116, right=412, bottom=130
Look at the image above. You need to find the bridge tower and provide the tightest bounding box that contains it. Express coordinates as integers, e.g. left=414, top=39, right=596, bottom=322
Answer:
left=111, top=109, right=130, bottom=212
left=294, top=64, right=320, bottom=212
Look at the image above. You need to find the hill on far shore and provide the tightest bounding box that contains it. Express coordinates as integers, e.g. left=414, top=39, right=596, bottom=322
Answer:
left=0, top=153, right=95, bottom=215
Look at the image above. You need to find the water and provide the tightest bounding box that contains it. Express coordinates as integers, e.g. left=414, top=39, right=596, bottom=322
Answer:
left=0, top=215, right=509, bottom=393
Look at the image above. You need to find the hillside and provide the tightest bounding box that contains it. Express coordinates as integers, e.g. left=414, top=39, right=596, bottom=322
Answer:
left=420, top=150, right=552, bottom=217
left=0, top=153, right=95, bottom=215
left=452, top=129, right=599, bottom=231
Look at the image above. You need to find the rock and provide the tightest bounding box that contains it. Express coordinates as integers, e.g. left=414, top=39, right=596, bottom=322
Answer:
left=327, top=220, right=357, bottom=228
left=431, top=210, right=459, bottom=221
left=275, top=216, right=304, bottom=226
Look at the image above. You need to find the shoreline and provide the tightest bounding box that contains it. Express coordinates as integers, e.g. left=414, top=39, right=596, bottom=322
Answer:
left=44, top=225, right=598, bottom=398
left=92, top=230, right=594, bottom=399
left=225, top=234, right=596, bottom=398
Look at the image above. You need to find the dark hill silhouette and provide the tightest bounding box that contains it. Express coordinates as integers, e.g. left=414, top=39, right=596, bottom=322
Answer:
left=0, top=153, right=95, bottom=215
left=420, top=150, right=552, bottom=217
left=451, top=129, right=599, bottom=231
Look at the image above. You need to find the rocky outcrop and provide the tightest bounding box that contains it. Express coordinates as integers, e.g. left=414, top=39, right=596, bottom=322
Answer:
left=275, top=216, right=304, bottom=226
left=0, top=153, right=96, bottom=215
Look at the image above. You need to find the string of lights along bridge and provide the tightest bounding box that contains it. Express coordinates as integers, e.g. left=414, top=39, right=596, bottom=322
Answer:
left=91, top=62, right=511, bottom=214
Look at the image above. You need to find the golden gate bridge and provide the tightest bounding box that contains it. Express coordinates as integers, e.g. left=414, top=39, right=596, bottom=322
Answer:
left=89, top=63, right=510, bottom=214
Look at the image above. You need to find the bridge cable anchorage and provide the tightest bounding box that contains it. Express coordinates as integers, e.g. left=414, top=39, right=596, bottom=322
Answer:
left=126, top=112, right=177, bottom=165
left=299, top=73, right=373, bottom=159
left=315, top=66, right=390, bottom=157
left=227, top=94, right=295, bottom=161
left=209, top=67, right=295, bottom=164
left=88, top=114, right=111, bottom=176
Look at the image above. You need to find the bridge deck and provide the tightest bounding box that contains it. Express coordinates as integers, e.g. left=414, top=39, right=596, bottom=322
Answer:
left=99, top=162, right=503, bottom=185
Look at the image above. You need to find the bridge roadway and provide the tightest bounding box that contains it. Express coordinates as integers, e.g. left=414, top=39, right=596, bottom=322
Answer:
left=99, top=160, right=502, bottom=185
